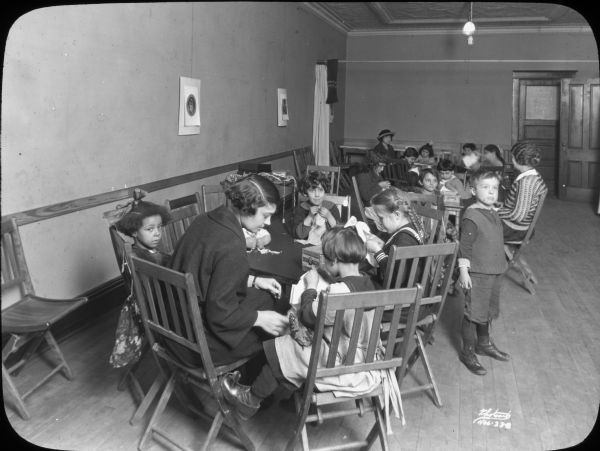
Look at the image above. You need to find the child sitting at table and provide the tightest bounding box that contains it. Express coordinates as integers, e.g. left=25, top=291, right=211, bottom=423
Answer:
left=416, top=143, right=437, bottom=166
left=356, top=151, right=391, bottom=206
left=219, top=226, right=381, bottom=420
left=481, top=144, right=505, bottom=168
left=115, top=200, right=172, bottom=265
left=457, top=169, right=509, bottom=376
left=293, top=171, right=341, bottom=242
left=437, top=159, right=472, bottom=200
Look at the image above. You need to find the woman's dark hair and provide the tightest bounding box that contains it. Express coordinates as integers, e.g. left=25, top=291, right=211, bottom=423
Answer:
left=299, top=171, right=330, bottom=194
left=418, top=143, right=433, bottom=156
left=462, top=142, right=477, bottom=153
left=116, top=201, right=171, bottom=237
left=404, top=147, right=419, bottom=159
left=321, top=226, right=366, bottom=264
left=437, top=159, right=455, bottom=172
left=225, top=174, right=280, bottom=216
left=483, top=144, right=505, bottom=165
left=510, top=141, right=542, bottom=167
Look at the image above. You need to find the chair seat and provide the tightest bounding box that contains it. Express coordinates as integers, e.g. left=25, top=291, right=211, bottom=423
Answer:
left=2, top=295, right=88, bottom=333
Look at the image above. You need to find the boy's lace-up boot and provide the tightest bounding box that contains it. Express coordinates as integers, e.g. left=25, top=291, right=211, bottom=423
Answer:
left=475, top=338, right=510, bottom=361
left=460, top=344, right=487, bottom=375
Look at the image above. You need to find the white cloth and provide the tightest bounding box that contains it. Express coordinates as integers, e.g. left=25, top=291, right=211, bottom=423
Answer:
left=312, top=64, right=330, bottom=166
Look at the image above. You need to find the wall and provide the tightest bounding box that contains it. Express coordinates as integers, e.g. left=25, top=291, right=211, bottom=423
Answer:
left=344, top=29, right=599, bottom=147
left=1, top=2, right=346, bottom=301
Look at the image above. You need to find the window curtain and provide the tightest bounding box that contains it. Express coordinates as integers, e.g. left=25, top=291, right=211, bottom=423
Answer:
left=312, top=64, right=329, bottom=165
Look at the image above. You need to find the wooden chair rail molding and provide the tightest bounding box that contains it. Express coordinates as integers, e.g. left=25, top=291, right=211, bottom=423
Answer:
left=4, top=150, right=294, bottom=227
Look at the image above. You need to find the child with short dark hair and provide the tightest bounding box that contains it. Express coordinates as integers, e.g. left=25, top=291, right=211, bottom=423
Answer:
left=459, top=142, right=482, bottom=172
left=116, top=200, right=171, bottom=265
left=219, top=226, right=380, bottom=420
left=356, top=151, right=391, bottom=205
left=437, top=159, right=472, bottom=199
left=481, top=144, right=505, bottom=168
left=293, top=171, right=341, bottom=240
left=416, top=143, right=436, bottom=166
left=457, top=169, right=509, bottom=376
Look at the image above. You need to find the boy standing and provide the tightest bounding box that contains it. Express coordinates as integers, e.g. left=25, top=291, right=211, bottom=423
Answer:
left=457, top=169, right=509, bottom=375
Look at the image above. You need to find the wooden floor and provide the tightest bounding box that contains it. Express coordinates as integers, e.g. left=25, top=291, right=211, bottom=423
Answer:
left=4, top=196, right=600, bottom=450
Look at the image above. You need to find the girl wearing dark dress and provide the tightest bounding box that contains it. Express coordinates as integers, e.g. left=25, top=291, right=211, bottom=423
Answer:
left=167, top=174, right=289, bottom=367
left=355, top=151, right=391, bottom=206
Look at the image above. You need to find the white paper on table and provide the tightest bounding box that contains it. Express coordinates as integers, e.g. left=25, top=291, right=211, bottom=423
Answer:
left=289, top=270, right=330, bottom=307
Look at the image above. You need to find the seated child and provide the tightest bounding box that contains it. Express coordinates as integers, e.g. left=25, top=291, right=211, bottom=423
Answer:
left=404, top=147, right=421, bottom=187
left=418, top=168, right=439, bottom=198
left=457, top=169, right=510, bottom=376
left=110, top=199, right=171, bottom=368
left=356, top=152, right=391, bottom=206
left=219, top=226, right=385, bottom=420
left=437, top=159, right=472, bottom=200
left=115, top=200, right=171, bottom=265
left=293, top=171, right=341, bottom=243
left=416, top=143, right=437, bottom=166
left=364, top=187, right=426, bottom=286
left=458, top=142, right=482, bottom=172
left=481, top=144, right=505, bottom=168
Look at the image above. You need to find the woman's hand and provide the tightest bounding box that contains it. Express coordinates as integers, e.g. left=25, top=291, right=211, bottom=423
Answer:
left=458, top=267, right=472, bottom=290
left=254, top=276, right=282, bottom=299
left=366, top=236, right=384, bottom=253
left=254, top=310, right=289, bottom=336
left=378, top=180, right=391, bottom=189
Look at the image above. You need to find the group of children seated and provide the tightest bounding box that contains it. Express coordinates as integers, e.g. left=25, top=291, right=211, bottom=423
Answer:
left=107, top=139, right=547, bottom=423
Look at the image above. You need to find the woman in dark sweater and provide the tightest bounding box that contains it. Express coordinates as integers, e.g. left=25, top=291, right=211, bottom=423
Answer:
left=168, top=174, right=288, bottom=367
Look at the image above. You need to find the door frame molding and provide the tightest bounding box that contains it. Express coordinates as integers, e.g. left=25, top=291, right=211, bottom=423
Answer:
left=511, top=70, right=577, bottom=145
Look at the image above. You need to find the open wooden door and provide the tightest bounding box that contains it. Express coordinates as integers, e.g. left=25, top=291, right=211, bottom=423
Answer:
left=559, top=78, right=600, bottom=202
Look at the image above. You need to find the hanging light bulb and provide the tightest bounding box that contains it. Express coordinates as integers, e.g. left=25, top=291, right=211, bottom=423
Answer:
left=462, top=2, right=476, bottom=45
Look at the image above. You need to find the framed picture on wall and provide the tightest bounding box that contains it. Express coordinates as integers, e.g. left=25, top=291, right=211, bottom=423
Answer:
left=179, top=76, right=201, bottom=135
left=277, top=88, right=288, bottom=127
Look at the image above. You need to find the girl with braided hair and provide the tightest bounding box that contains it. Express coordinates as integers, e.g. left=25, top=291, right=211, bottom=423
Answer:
left=498, top=141, right=548, bottom=241
left=364, top=187, right=426, bottom=285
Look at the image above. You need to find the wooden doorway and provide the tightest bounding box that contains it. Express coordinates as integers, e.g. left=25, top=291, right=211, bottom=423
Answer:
left=559, top=78, right=600, bottom=203
left=512, top=71, right=577, bottom=196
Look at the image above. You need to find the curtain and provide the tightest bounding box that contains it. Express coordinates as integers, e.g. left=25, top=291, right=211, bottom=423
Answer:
left=312, top=64, right=330, bottom=166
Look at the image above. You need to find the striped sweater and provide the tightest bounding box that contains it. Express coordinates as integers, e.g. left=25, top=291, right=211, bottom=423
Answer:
left=497, top=169, right=547, bottom=231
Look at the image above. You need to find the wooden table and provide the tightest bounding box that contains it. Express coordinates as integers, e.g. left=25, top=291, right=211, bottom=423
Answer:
left=247, top=217, right=306, bottom=286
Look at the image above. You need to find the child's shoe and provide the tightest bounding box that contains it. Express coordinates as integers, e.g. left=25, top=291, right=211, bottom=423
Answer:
left=459, top=345, right=487, bottom=375
left=475, top=339, right=510, bottom=361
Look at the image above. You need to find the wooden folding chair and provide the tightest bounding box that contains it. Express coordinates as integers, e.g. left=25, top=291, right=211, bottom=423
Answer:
left=322, top=193, right=351, bottom=223
left=285, top=286, right=423, bottom=451
left=292, top=146, right=315, bottom=180
left=382, top=159, right=410, bottom=187
left=201, top=184, right=227, bottom=213
left=413, top=204, right=447, bottom=244
left=2, top=218, right=88, bottom=420
left=504, top=192, right=547, bottom=294
left=329, top=142, right=352, bottom=193
left=160, top=205, right=200, bottom=255
left=165, top=192, right=202, bottom=215
left=382, top=242, right=459, bottom=408
left=130, top=256, right=255, bottom=451
left=351, top=176, right=368, bottom=223
left=306, top=164, right=341, bottom=195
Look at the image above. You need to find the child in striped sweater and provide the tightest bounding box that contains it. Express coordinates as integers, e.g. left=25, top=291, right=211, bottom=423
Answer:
left=498, top=141, right=548, bottom=242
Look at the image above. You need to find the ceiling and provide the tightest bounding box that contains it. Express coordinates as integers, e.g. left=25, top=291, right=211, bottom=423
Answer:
left=302, top=2, right=592, bottom=34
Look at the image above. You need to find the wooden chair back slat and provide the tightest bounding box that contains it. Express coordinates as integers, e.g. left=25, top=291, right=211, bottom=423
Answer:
left=292, top=147, right=315, bottom=179
left=365, top=306, right=385, bottom=362
left=343, top=307, right=366, bottom=365
left=351, top=176, right=368, bottom=223
left=201, top=185, right=227, bottom=213
left=325, top=309, right=345, bottom=368
left=162, top=205, right=199, bottom=254
left=305, top=164, right=341, bottom=195
left=165, top=192, right=202, bottom=214
left=1, top=218, right=35, bottom=297
left=322, top=194, right=351, bottom=223
left=413, top=204, right=446, bottom=244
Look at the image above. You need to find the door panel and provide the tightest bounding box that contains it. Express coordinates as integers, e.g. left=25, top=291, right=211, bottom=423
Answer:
left=518, top=80, right=560, bottom=193
left=559, top=78, right=600, bottom=202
